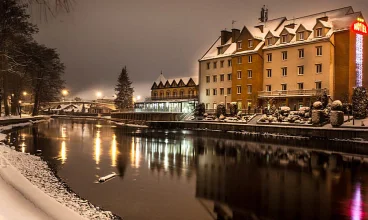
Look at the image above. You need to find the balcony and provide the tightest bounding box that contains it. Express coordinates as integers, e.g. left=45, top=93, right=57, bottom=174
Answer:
left=258, top=89, right=327, bottom=98
left=145, top=94, right=199, bottom=101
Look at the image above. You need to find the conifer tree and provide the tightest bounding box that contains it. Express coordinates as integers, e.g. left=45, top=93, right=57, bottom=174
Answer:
left=114, top=66, right=134, bottom=110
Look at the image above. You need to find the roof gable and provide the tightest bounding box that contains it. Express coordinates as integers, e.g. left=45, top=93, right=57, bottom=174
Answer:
left=164, top=80, right=171, bottom=88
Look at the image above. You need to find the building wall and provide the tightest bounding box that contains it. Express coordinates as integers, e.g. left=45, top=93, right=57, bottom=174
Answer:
left=231, top=51, right=264, bottom=109
left=262, top=40, right=333, bottom=104
left=151, top=86, right=198, bottom=99
left=199, top=57, right=233, bottom=109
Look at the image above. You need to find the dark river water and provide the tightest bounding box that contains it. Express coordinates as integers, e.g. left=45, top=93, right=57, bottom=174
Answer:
left=6, top=118, right=368, bottom=220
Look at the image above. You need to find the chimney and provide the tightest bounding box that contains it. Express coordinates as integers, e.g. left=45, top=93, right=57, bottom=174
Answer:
left=231, top=29, right=240, bottom=42
left=221, top=30, right=232, bottom=45
left=317, top=16, right=328, bottom=22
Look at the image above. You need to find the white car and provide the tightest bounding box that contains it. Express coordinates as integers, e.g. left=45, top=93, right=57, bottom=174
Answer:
left=224, top=117, right=238, bottom=122
left=204, top=116, right=216, bottom=121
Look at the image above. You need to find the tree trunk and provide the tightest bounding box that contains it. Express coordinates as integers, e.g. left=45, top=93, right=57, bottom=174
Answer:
left=3, top=73, right=9, bottom=116
left=32, top=91, right=39, bottom=116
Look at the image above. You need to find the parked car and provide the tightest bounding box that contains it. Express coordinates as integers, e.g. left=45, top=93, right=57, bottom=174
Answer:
left=224, top=117, right=238, bottom=122
left=204, top=115, right=216, bottom=121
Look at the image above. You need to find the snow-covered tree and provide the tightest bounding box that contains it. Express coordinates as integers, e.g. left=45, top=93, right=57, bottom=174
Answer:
left=114, top=66, right=134, bottom=110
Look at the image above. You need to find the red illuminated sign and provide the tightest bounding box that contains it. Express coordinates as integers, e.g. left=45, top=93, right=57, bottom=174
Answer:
left=353, top=18, right=368, bottom=35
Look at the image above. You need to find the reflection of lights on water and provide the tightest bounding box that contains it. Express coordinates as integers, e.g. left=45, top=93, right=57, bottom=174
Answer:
left=20, top=142, right=26, bottom=153
left=60, top=141, right=67, bottom=164
left=96, top=124, right=102, bottom=128
left=61, top=126, right=67, bottom=138
left=110, top=134, right=118, bottom=167
left=164, top=143, right=169, bottom=170
left=130, top=137, right=141, bottom=168
left=20, top=134, right=26, bottom=141
left=94, top=130, right=101, bottom=165
left=351, top=183, right=363, bottom=220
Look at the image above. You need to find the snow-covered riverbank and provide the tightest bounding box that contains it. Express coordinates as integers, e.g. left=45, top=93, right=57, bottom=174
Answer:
left=0, top=119, right=119, bottom=220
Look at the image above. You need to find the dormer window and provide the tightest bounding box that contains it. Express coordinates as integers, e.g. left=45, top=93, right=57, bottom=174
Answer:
left=281, top=35, right=287, bottom=43
left=316, top=28, right=322, bottom=37
left=267, top=37, right=273, bottom=46
left=298, top=32, right=304, bottom=41
left=217, top=48, right=221, bottom=55
left=237, top=41, right=242, bottom=49
left=248, top=39, right=253, bottom=48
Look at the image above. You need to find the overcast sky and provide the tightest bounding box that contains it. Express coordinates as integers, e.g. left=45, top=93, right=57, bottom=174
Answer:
left=33, top=0, right=368, bottom=100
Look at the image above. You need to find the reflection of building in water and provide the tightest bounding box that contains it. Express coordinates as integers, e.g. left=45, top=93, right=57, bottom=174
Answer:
left=94, top=130, right=101, bottom=165
left=60, top=140, right=67, bottom=164
left=110, top=134, right=118, bottom=167
left=194, top=143, right=359, bottom=220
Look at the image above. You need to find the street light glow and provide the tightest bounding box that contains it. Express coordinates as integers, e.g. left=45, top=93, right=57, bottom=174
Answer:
left=96, top=91, right=102, bottom=98
left=23, top=91, right=27, bottom=96
left=137, top=95, right=141, bottom=100
left=62, top=89, right=69, bottom=96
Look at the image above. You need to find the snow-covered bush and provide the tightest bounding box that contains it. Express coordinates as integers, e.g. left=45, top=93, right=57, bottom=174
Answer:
left=330, top=111, right=344, bottom=127
left=280, top=106, right=290, bottom=116
left=216, top=103, right=226, bottom=118
left=312, top=110, right=325, bottom=125
left=219, top=114, right=225, bottom=120
left=194, top=103, right=205, bottom=117
left=331, top=100, right=343, bottom=111
left=229, top=102, right=238, bottom=116
left=313, top=101, right=323, bottom=110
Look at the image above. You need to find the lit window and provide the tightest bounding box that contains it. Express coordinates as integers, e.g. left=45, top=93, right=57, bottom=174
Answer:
left=282, top=51, right=288, bottom=60
left=266, top=85, right=272, bottom=92
left=206, top=76, right=210, bottom=83
left=298, top=82, right=304, bottom=90
left=298, top=66, right=304, bottom=75
left=281, top=84, right=287, bottom=91
left=248, top=39, right=253, bottom=48
left=299, top=32, right=304, bottom=40
left=248, top=55, right=252, bottom=63
left=316, top=46, right=322, bottom=56
left=220, top=88, right=224, bottom=95
left=282, top=67, right=287, bottom=77
left=227, top=73, right=232, bottom=81
left=316, top=28, right=322, bottom=37
left=220, top=74, right=224, bottom=82
left=267, top=69, right=272, bottom=78
left=213, top=89, right=217, bottom=95
left=247, top=85, right=252, bottom=94
left=316, top=81, right=322, bottom=89
left=237, top=57, right=242, bottom=64
left=237, top=71, right=242, bottom=79
left=237, top=41, right=242, bottom=49
left=237, top=86, right=242, bottom=94
left=213, top=75, right=217, bottom=82
left=298, top=49, right=304, bottom=58
left=267, top=53, right=272, bottom=62
left=281, top=34, right=287, bottom=43
left=316, top=64, right=322, bottom=73
left=247, top=70, right=253, bottom=78
left=206, top=89, right=210, bottom=96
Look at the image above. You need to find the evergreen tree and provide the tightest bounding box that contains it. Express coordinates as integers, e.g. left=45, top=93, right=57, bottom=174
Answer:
left=114, top=66, right=134, bottom=110
left=352, top=87, right=368, bottom=119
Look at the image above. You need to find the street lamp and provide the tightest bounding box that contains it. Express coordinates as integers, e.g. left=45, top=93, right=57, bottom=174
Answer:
left=96, top=91, right=102, bottom=99
left=62, top=89, right=69, bottom=102
left=23, top=91, right=27, bottom=96
left=137, top=95, right=141, bottom=101
left=224, top=95, right=227, bottom=110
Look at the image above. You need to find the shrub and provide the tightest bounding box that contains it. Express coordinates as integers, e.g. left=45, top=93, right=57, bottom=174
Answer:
left=352, top=87, right=368, bottom=119
left=313, top=101, right=323, bottom=110
left=229, top=102, right=238, bottom=116
left=194, top=103, right=205, bottom=117
left=331, top=100, right=343, bottom=111
left=216, top=103, right=226, bottom=118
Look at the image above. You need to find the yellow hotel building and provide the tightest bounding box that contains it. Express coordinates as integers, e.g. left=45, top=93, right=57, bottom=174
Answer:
left=199, top=6, right=368, bottom=110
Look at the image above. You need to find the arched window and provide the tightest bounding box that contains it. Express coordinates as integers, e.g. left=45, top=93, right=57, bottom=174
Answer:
left=166, top=91, right=171, bottom=98
left=180, top=90, right=184, bottom=97
left=173, top=90, right=177, bottom=97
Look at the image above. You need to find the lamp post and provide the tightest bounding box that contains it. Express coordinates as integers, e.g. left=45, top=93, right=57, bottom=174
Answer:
left=18, top=100, right=22, bottom=118
left=224, top=95, right=227, bottom=110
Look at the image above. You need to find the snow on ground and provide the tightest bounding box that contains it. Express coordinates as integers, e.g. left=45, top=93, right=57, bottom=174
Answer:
left=0, top=114, right=33, bottom=120
left=0, top=119, right=119, bottom=220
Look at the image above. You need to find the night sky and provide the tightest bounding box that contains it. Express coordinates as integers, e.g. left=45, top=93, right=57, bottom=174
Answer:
left=33, top=0, right=368, bottom=100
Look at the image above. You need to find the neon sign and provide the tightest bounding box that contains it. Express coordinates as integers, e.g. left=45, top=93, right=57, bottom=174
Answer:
left=353, top=18, right=368, bottom=35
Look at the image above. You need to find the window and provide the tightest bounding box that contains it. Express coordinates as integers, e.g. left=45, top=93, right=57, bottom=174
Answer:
left=220, top=74, right=224, bottom=82
left=207, top=63, right=210, bottom=69
left=298, top=82, right=304, bottom=90
left=206, top=89, right=210, bottom=96
left=220, top=88, right=224, bottom=95
left=217, top=48, right=221, bottom=55
left=316, top=64, right=322, bottom=73
left=213, top=75, right=217, bottom=82
left=298, top=49, right=304, bottom=58
left=248, top=55, right=252, bottom=63
left=282, top=51, right=288, bottom=60
left=298, top=66, right=304, bottom=75
left=267, top=69, right=272, bottom=78
left=237, top=41, right=242, bottom=49
left=227, top=88, right=231, bottom=95
left=247, top=70, right=253, bottom=78
left=316, top=81, right=322, bottom=89
left=282, top=67, right=287, bottom=77
left=206, top=103, right=209, bottom=109
left=316, top=28, right=322, bottom=37
left=298, top=32, right=304, bottom=40
left=267, top=37, right=273, bottom=46
left=180, top=90, right=184, bottom=97
left=213, top=62, right=217, bottom=69
left=316, top=46, right=322, bottom=56
left=237, top=71, right=242, bottom=79
left=267, top=53, right=272, bottom=62
left=281, top=84, right=287, bottom=91
left=247, top=85, right=252, bottom=94
left=237, top=86, right=242, bottom=94
left=220, top=60, right=224, bottom=68
left=248, top=39, right=253, bottom=48
left=206, top=76, right=210, bottom=83
left=237, top=57, right=242, bottom=64
left=228, top=60, right=232, bottom=67
left=227, top=73, right=232, bottom=81
left=266, top=85, right=272, bottom=92
left=213, top=89, right=217, bottom=95
left=281, top=34, right=287, bottom=43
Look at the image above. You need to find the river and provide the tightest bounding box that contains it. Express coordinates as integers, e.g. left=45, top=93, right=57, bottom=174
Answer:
left=6, top=118, right=368, bottom=220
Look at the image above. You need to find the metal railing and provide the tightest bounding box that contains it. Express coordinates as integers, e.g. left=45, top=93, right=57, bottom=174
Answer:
left=258, top=89, right=327, bottom=97
left=146, top=95, right=198, bottom=101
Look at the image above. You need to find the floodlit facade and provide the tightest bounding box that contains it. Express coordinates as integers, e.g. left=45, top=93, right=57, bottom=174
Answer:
left=199, top=6, right=368, bottom=109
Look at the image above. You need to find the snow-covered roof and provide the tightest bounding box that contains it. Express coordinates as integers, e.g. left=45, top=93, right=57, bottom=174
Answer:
left=233, top=42, right=265, bottom=56
left=155, top=73, right=166, bottom=84
left=152, top=73, right=198, bottom=89
left=200, top=37, right=236, bottom=61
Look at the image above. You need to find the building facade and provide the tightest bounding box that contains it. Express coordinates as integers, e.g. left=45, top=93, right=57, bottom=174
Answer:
left=134, top=73, right=198, bottom=113
left=199, top=6, right=368, bottom=110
